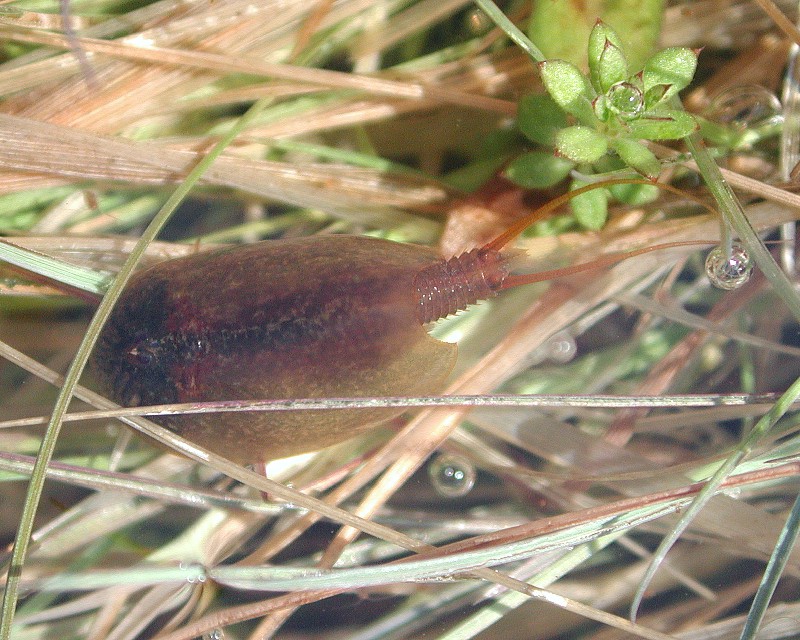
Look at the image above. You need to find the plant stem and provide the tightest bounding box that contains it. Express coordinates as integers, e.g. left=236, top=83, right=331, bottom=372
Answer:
left=683, top=130, right=800, bottom=323
left=472, top=0, right=546, bottom=63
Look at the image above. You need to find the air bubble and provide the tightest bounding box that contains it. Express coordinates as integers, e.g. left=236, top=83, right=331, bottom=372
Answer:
left=203, top=631, right=224, bottom=640
left=705, top=243, right=753, bottom=290
left=706, top=85, right=781, bottom=130
left=546, top=331, right=577, bottom=364
left=428, top=453, right=476, bottom=498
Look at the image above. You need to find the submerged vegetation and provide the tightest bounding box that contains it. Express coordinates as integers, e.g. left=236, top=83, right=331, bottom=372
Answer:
left=1, top=1, right=800, bottom=639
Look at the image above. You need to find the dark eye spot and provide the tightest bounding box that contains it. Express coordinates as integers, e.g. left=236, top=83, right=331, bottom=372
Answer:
left=125, top=338, right=161, bottom=368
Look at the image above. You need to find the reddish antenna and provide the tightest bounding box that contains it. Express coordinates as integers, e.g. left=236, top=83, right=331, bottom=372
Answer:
left=415, top=178, right=715, bottom=322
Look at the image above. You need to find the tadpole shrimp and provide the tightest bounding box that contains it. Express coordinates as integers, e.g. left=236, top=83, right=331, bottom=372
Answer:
left=90, top=180, right=710, bottom=464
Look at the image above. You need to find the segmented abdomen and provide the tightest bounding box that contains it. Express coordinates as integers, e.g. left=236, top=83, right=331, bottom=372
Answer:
left=414, top=248, right=509, bottom=324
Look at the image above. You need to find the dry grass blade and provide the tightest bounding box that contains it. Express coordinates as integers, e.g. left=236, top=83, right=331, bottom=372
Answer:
left=2, top=1, right=800, bottom=640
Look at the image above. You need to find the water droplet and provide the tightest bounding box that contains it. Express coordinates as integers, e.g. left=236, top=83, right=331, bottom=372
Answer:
left=180, top=561, right=207, bottom=584
left=706, top=85, right=781, bottom=130
left=705, top=242, right=753, bottom=290
left=465, top=9, right=491, bottom=34
left=607, top=82, right=644, bottom=120
left=428, top=453, right=476, bottom=498
left=203, top=630, right=224, bottom=640
left=546, top=331, right=577, bottom=364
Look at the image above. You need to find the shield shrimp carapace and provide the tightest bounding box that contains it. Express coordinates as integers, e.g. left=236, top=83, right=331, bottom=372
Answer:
left=90, top=181, right=706, bottom=463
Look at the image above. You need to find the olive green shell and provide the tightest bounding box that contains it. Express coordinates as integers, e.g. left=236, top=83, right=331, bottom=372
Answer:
left=92, top=235, right=457, bottom=463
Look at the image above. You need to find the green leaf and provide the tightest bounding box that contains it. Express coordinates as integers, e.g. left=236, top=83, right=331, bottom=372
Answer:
left=570, top=181, right=608, bottom=230
left=528, top=5, right=596, bottom=68
left=626, top=110, right=697, bottom=140
left=528, top=4, right=662, bottom=71
left=517, top=93, right=568, bottom=146
left=611, top=138, right=661, bottom=178
left=643, top=83, right=668, bottom=109
left=477, top=127, right=522, bottom=159
left=608, top=181, right=660, bottom=205
left=643, top=47, right=698, bottom=100
left=555, top=126, right=608, bottom=163
left=539, top=60, right=596, bottom=123
left=588, top=21, right=625, bottom=92
left=696, top=116, right=747, bottom=148
left=597, top=42, right=629, bottom=94
left=531, top=213, right=576, bottom=236
left=444, top=156, right=511, bottom=192
left=504, top=151, right=574, bottom=189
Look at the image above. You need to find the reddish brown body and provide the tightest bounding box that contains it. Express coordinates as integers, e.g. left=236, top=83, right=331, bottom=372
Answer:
left=90, top=180, right=694, bottom=463
left=92, top=235, right=510, bottom=462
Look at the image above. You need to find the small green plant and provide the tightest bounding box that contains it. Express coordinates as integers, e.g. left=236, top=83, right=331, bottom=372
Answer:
left=506, top=20, right=698, bottom=229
